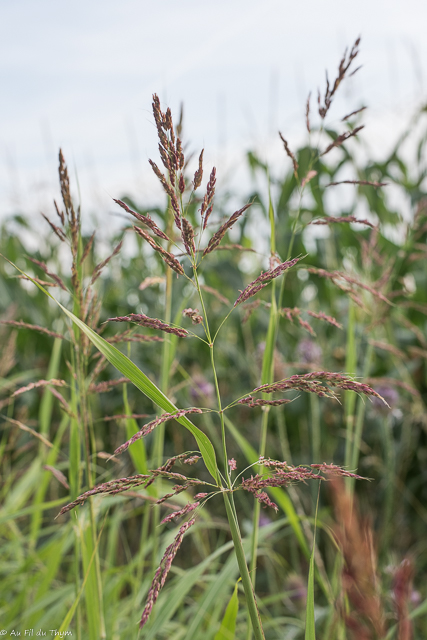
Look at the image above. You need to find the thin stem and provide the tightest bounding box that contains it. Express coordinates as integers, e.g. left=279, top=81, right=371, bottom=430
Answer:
left=344, top=299, right=357, bottom=479
left=247, top=181, right=277, bottom=639
left=193, top=268, right=231, bottom=485
left=349, top=341, right=374, bottom=493
left=247, top=406, right=269, bottom=632
left=152, top=205, right=174, bottom=578
left=223, top=492, right=266, bottom=640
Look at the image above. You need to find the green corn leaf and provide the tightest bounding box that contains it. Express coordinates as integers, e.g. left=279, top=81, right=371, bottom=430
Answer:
left=214, top=580, right=240, bottom=640
left=1, top=256, right=218, bottom=481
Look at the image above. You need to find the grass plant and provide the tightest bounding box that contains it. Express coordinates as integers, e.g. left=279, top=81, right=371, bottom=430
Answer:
left=1, top=38, right=427, bottom=639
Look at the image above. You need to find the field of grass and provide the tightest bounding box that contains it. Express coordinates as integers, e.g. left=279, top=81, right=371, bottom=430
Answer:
left=1, top=41, right=427, bottom=639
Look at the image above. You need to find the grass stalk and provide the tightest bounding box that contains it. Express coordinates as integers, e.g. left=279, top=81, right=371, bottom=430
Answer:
left=349, top=340, right=374, bottom=493
left=344, top=299, right=357, bottom=480
left=151, top=259, right=173, bottom=577
left=246, top=179, right=277, bottom=639
left=223, top=492, right=266, bottom=640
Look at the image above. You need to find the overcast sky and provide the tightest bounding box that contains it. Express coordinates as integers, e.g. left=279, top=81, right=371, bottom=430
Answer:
left=1, top=0, right=426, bottom=223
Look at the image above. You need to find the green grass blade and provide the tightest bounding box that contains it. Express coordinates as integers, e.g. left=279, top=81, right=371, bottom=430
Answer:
left=304, top=541, right=316, bottom=640
left=186, top=553, right=240, bottom=640
left=214, top=580, right=239, bottom=640
left=30, top=414, right=69, bottom=544
left=305, top=492, right=319, bottom=640
left=57, top=515, right=106, bottom=634
left=39, top=336, right=62, bottom=437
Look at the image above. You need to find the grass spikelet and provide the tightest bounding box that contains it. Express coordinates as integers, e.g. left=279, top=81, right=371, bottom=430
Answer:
left=134, top=226, right=184, bottom=275
left=170, top=192, right=182, bottom=230
left=307, top=267, right=392, bottom=305
left=298, top=316, right=316, bottom=336
left=238, top=396, right=293, bottom=408
left=342, top=106, right=367, bottom=121
left=56, top=473, right=152, bottom=517
left=90, top=240, right=123, bottom=285
left=28, top=258, right=67, bottom=292
left=4, top=416, right=54, bottom=449
left=201, top=167, right=217, bottom=230
left=326, top=180, right=386, bottom=188
left=318, top=37, right=361, bottom=119
left=251, top=371, right=388, bottom=404
left=160, top=501, right=199, bottom=524
left=114, top=408, right=203, bottom=454
left=320, top=126, right=364, bottom=156
left=113, top=198, right=170, bottom=240
left=176, top=136, right=184, bottom=169
left=311, top=215, right=376, bottom=228
left=310, top=463, right=364, bottom=480
left=107, top=312, right=189, bottom=337
left=183, top=308, right=203, bottom=324
left=58, top=149, right=75, bottom=221
left=102, top=413, right=149, bottom=422
left=203, top=203, right=252, bottom=256
left=234, top=257, right=302, bottom=306
left=12, top=378, right=67, bottom=398
left=178, top=173, right=185, bottom=193
left=279, top=132, right=299, bottom=177
left=148, top=159, right=175, bottom=198
left=0, top=320, right=65, bottom=339
left=58, top=150, right=80, bottom=301
left=79, top=231, right=96, bottom=265
left=152, top=93, right=169, bottom=150
left=301, top=170, right=317, bottom=187
left=182, top=217, right=196, bottom=257
left=41, top=213, right=66, bottom=242
left=200, top=284, right=230, bottom=305
left=88, top=377, right=130, bottom=394
left=43, top=465, right=70, bottom=489
left=306, top=310, right=343, bottom=330
left=53, top=199, right=65, bottom=225
left=139, top=518, right=196, bottom=629
left=16, top=275, right=58, bottom=288
left=193, top=149, right=204, bottom=189
left=107, top=330, right=163, bottom=344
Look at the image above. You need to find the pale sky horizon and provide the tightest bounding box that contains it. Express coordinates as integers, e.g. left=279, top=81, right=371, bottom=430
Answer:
left=1, top=0, right=426, bottom=226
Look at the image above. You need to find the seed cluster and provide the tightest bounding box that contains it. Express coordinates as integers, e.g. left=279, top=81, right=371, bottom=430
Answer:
left=139, top=519, right=196, bottom=629
left=114, top=408, right=202, bottom=455
left=108, top=313, right=189, bottom=337
left=234, top=257, right=302, bottom=307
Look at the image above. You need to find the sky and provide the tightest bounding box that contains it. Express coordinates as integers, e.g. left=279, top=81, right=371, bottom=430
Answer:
left=1, top=0, right=426, bottom=226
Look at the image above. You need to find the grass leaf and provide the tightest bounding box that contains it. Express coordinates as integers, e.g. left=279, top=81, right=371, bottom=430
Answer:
left=214, top=580, right=240, bottom=640
left=1, top=256, right=218, bottom=481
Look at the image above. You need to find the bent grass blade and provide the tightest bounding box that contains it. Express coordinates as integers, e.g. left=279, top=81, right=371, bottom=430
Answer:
left=1, top=256, right=218, bottom=482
